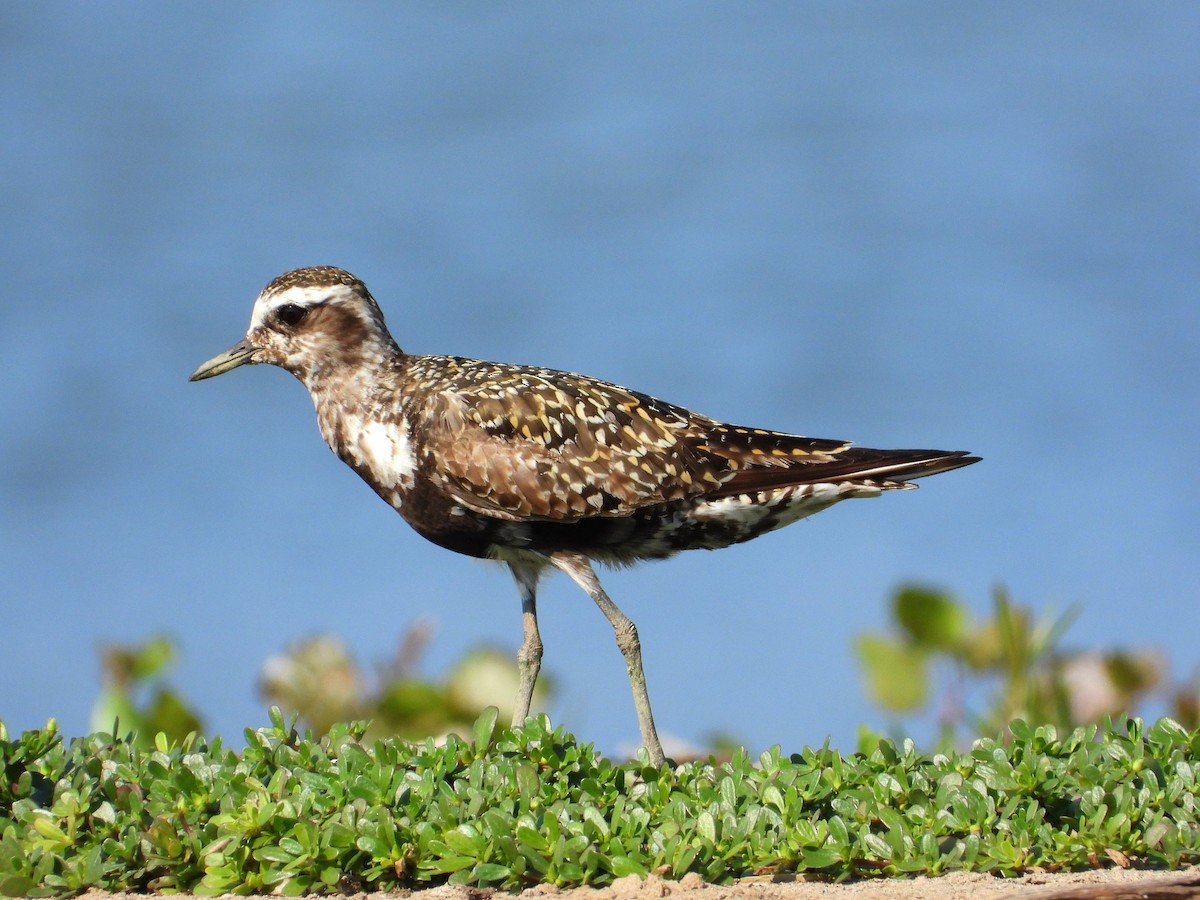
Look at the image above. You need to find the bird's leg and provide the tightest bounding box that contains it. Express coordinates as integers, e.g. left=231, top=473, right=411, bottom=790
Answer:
left=549, top=551, right=666, bottom=767
left=508, top=559, right=544, bottom=728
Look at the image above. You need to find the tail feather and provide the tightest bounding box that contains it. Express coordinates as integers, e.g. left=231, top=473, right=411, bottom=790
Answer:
left=709, top=446, right=980, bottom=498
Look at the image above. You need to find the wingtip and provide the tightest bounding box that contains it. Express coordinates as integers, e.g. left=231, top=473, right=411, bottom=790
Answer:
left=847, top=449, right=981, bottom=484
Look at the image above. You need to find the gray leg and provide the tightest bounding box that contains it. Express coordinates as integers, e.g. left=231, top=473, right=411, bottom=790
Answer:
left=508, top=559, right=544, bottom=728
left=549, top=551, right=665, bottom=766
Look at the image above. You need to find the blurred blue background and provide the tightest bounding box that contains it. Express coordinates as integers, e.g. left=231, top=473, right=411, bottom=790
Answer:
left=2, top=3, right=1197, bottom=755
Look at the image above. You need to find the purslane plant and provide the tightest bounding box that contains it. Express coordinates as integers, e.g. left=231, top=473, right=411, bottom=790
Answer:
left=1, top=711, right=1197, bottom=897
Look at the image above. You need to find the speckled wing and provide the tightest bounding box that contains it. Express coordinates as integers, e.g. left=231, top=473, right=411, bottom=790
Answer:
left=418, top=363, right=725, bottom=521
left=414, top=358, right=856, bottom=522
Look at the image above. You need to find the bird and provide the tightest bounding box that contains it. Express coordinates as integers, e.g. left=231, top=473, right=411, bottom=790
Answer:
left=190, top=266, right=979, bottom=765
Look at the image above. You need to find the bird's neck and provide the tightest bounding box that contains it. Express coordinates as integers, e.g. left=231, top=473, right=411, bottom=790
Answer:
left=304, top=342, right=408, bottom=453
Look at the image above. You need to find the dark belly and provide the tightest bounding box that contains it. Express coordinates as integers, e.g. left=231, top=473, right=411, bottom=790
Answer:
left=407, top=503, right=649, bottom=560
left=394, top=473, right=677, bottom=561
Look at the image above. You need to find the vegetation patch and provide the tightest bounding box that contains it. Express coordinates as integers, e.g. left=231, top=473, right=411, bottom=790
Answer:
left=1, top=712, right=1197, bottom=897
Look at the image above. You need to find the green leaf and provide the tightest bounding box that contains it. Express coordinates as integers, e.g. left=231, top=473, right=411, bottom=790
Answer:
left=610, top=855, right=648, bottom=878
left=31, top=818, right=68, bottom=845
left=133, top=634, right=177, bottom=679
left=424, top=854, right=479, bottom=875
left=0, top=875, right=36, bottom=898
left=470, top=862, right=511, bottom=883
left=472, top=707, right=499, bottom=751
left=516, top=824, right=549, bottom=852
left=254, top=845, right=296, bottom=864
left=855, top=634, right=929, bottom=712
left=443, top=827, right=484, bottom=857
left=894, top=586, right=967, bottom=650
left=800, top=848, right=840, bottom=869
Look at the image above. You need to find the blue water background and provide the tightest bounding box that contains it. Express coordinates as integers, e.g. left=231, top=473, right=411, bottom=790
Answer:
left=1, top=3, right=1197, bottom=753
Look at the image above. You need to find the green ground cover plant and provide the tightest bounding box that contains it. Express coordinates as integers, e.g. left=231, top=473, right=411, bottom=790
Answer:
left=2, top=711, right=1197, bottom=897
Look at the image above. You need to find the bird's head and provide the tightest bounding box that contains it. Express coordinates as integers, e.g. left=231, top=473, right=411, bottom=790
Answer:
left=190, top=266, right=398, bottom=385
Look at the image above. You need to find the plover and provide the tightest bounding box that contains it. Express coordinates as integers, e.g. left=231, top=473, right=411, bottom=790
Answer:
left=191, top=266, right=979, bottom=764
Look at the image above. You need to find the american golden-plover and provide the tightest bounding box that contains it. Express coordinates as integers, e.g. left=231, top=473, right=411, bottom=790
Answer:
left=191, top=266, right=979, bottom=764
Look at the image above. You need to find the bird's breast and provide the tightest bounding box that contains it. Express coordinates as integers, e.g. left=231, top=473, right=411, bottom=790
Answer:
left=319, top=403, right=418, bottom=506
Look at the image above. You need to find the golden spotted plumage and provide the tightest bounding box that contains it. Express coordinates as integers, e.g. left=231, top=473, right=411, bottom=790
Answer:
left=190, top=266, right=980, bottom=766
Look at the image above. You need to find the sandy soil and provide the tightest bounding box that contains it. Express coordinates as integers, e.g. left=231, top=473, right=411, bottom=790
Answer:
left=77, top=867, right=1200, bottom=900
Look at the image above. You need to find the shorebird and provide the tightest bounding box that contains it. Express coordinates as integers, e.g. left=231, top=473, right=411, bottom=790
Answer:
left=191, top=266, right=979, bottom=764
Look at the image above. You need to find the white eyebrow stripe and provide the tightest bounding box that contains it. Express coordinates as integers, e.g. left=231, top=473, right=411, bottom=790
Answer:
left=249, top=284, right=346, bottom=331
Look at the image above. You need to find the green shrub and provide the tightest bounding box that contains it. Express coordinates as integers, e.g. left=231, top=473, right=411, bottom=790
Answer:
left=1, top=712, right=1197, bottom=896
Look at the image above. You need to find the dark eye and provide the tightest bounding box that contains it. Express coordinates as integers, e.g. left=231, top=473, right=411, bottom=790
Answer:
left=275, top=304, right=308, bottom=327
